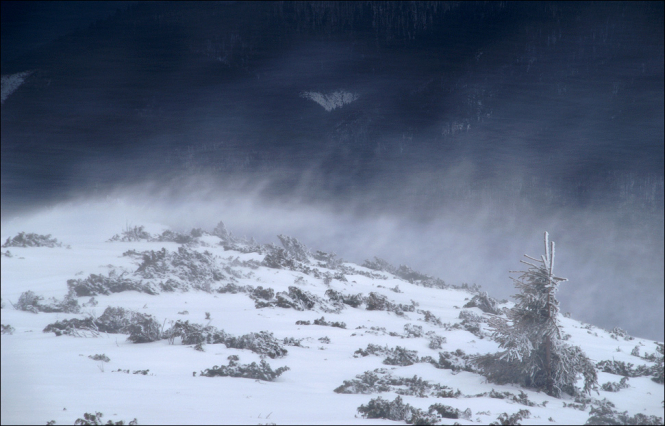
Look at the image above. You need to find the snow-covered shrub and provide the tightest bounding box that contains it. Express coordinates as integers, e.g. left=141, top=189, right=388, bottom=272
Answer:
left=356, top=396, right=439, bottom=425
left=283, top=337, right=307, bottom=347
left=133, top=247, right=225, bottom=291
left=419, top=309, right=443, bottom=326
left=325, top=289, right=363, bottom=308
left=12, top=290, right=42, bottom=313
left=126, top=313, right=161, bottom=343
left=67, top=271, right=157, bottom=296
left=224, top=331, right=288, bottom=359
left=335, top=369, right=392, bottom=394
left=155, top=229, right=196, bottom=245
left=108, top=225, right=152, bottom=242
left=457, top=309, right=487, bottom=338
left=200, top=357, right=289, bottom=381
left=609, top=327, right=634, bottom=341
left=427, top=332, right=446, bottom=350
left=362, top=257, right=396, bottom=273
left=364, top=292, right=415, bottom=315
left=313, top=250, right=342, bottom=269
left=73, top=411, right=138, bottom=425
left=365, top=292, right=390, bottom=311
left=463, top=291, right=501, bottom=315
left=383, top=346, right=419, bottom=366
left=162, top=321, right=287, bottom=358
left=475, top=233, right=597, bottom=397
left=96, top=306, right=132, bottom=333
left=270, top=286, right=323, bottom=311
left=403, top=323, right=423, bottom=338
left=394, top=264, right=430, bottom=283
left=262, top=247, right=296, bottom=269
left=88, top=354, right=110, bottom=362
left=313, top=316, right=346, bottom=329
left=354, top=343, right=389, bottom=358
left=584, top=398, right=663, bottom=425
left=163, top=320, right=221, bottom=345
left=2, top=232, right=63, bottom=248
left=651, top=343, right=664, bottom=384
left=335, top=368, right=460, bottom=398
left=424, top=349, right=476, bottom=373
left=1, top=324, right=15, bottom=335
left=490, top=409, right=531, bottom=425
left=596, top=359, right=655, bottom=378
left=217, top=283, right=252, bottom=294
left=251, top=286, right=275, bottom=301
left=11, top=290, right=80, bottom=314
left=277, top=234, right=311, bottom=263
left=470, top=389, right=542, bottom=407
left=601, top=376, right=630, bottom=392
left=428, top=403, right=465, bottom=419
left=43, top=306, right=132, bottom=337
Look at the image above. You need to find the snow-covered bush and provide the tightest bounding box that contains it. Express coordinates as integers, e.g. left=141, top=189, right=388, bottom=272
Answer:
left=312, top=316, right=346, bottom=329
left=419, top=309, right=443, bottom=326
left=428, top=403, right=468, bottom=419
left=163, top=320, right=221, bottom=345
left=489, top=409, right=531, bottom=425
left=133, top=247, right=225, bottom=291
left=1, top=324, right=15, bottom=335
left=457, top=309, right=487, bottom=338
left=600, top=376, right=630, bottom=392
left=88, top=354, right=110, bottom=363
left=73, top=411, right=138, bottom=425
left=424, top=349, right=476, bottom=373
left=383, top=346, right=419, bottom=366
left=335, top=368, right=460, bottom=398
left=365, top=292, right=391, bottom=311
left=155, top=229, right=196, bottom=245
left=67, top=271, right=157, bottom=296
left=463, top=291, right=501, bottom=315
left=11, top=290, right=80, bottom=314
left=475, top=233, right=597, bottom=397
left=325, top=289, right=364, bottom=308
left=313, top=250, right=342, bottom=269
left=362, top=257, right=396, bottom=273
left=356, top=396, right=439, bottom=425
left=403, top=323, right=423, bottom=338
left=277, top=234, right=311, bottom=263
left=427, top=332, right=446, bottom=350
left=108, top=225, right=152, bottom=242
left=12, top=290, right=42, bottom=313
left=2, top=232, right=63, bottom=248
left=126, top=313, right=161, bottom=343
left=200, top=357, right=289, bottom=381
left=161, top=321, right=287, bottom=358
left=584, top=398, right=663, bottom=425
left=609, top=327, right=634, bottom=341
left=257, top=286, right=326, bottom=311
left=596, top=359, right=655, bottom=378
left=251, top=286, right=275, bottom=301
left=262, top=247, right=296, bottom=269
left=224, top=331, right=288, bottom=359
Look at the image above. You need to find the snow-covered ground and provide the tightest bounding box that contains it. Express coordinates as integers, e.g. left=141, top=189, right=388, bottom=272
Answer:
left=1, top=209, right=662, bottom=425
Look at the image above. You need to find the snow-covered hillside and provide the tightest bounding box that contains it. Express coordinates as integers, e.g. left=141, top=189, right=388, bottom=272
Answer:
left=1, top=216, right=663, bottom=425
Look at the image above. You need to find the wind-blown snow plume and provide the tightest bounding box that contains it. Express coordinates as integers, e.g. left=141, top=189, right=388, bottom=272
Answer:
left=1, top=71, right=32, bottom=104
left=300, top=90, right=359, bottom=111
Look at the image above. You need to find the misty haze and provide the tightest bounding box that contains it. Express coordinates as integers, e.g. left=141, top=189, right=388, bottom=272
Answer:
left=1, top=4, right=663, bottom=423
